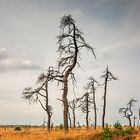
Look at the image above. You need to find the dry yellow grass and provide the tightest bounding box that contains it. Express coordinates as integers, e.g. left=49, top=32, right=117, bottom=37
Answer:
left=0, top=127, right=101, bottom=140
left=0, top=127, right=140, bottom=140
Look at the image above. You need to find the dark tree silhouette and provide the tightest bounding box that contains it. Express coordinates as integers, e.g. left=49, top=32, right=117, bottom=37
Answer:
left=69, top=99, right=77, bottom=128
left=119, top=98, right=137, bottom=126
left=101, top=66, right=118, bottom=128
left=133, top=116, right=137, bottom=126
left=22, top=67, right=54, bottom=132
left=57, top=15, right=95, bottom=132
left=85, top=76, right=99, bottom=129
left=77, top=93, right=92, bottom=128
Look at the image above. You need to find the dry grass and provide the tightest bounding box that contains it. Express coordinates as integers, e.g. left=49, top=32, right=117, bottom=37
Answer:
left=0, top=127, right=140, bottom=140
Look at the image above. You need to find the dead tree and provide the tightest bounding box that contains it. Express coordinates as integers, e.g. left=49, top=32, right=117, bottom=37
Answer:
left=86, top=76, right=99, bottom=129
left=57, top=15, right=96, bottom=132
left=101, top=66, right=118, bottom=128
left=22, top=67, right=53, bottom=132
left=69, top=99, right=77, bottom=128
left=119, top=98, right=137, bottom=126
left=77, top=93, right=92, bottom=128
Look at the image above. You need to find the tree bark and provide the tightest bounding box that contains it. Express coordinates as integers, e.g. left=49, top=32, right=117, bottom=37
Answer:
left=73, top=110, right=76, bottom=128
left=47, top=114, right=51, bottom=132
left=63, top=78, right=69, bottom=132
left=68, top=108, right=72, bottom=128
left=93, top=88, right=97, bottom=129
left=128, top=117, right=132, bottom=126
left=102, top=75, right=108, bottom=129
left=86, top=94, right=89, bottom=128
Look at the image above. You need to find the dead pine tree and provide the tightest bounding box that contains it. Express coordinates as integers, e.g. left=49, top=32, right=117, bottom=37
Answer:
left=77, top=92, right=92, bottom=128
left=119, top=98, right=137, bottom=126
left=56, top=15, right=96, bottom=132
left=101, top=66, right=118, bottom=129
left=86, top=76, right=99, bottom=129
left=69, top=99, right=77, bottom=128
left=22, top=67, right=53, bottom=132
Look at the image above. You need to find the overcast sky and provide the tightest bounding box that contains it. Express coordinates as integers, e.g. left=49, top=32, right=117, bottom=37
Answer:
left=0, top=0, right=140, bottom=126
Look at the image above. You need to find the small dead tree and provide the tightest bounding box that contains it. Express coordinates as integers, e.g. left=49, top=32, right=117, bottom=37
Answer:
left=119, top=98, right=137, bottom=126
left=22, top=67, right=54, bottom=132
left=86, top=76, right=99, bottom=129
left=56, top=15, right=96, bottom=132
left=77, top=93, right=92, bottom=128
left=69, top=99, right=77, bottom=128
left=101, top=66, right=118, bottom=128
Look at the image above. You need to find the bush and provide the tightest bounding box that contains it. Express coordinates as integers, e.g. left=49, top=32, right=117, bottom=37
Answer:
left=14, top=126, right=22, bottom=131
left=113, top=121, right=122, bottom=130
left=100, top=128, right=113, bottom=140
left=125, top=127, right=134, bottom=134
left=59, top=124, right=64, bottom=130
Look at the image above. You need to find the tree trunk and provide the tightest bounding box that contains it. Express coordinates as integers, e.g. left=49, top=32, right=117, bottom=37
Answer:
left=47, top=114, right=51, bottom=132
left=68, top=108, right=72, bottom=128
left=128, top=117, right=132, bottom=126
left=102, top=76, right=108, bottom=129
left=93, top=92, right=97, bottom=129
left=73, top=110, right=76, bottom=128
left=63, top=78, right=69, bottom=132
left=86, top=94, right=89, bottom=128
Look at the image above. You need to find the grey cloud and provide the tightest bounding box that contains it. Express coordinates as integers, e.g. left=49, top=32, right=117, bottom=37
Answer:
left=0, top=48, right=40, bottom=72
left=0, top=48, right=8, bottom=60
left=0, top=59, right=40, bottom=72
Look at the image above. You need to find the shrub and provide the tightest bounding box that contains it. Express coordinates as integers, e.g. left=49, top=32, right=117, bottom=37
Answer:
left=14, top=126, right=22, bottom=131
left=100, top=128, right=113, bottom=140
left=125, top=127, right=134, bottom=134
left=59, top=124, right=64, bottom=130
left=113, top=121, right=122, bottom=130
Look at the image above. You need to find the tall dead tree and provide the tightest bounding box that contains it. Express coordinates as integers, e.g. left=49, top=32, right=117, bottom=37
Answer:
left=22, top=67, right=53, bottom=132
left=69, top=99, right=77, bottom=128
left=86, top=76, right=99, bottom=129
left=57, top=15, right=95, bottom=132
left=77, top=93, right=92, bottom=128
left=101, top=66, right=118, bottom=128
left=119, top=98, right=137, bottom=126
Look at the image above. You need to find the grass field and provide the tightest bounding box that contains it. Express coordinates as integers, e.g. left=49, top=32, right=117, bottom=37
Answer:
left=0, top=127, right=140, bottom=140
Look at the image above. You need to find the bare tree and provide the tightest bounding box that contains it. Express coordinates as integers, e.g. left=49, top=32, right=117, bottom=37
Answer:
left=101, top=66, right=118, bottom=128
left=69, top=99, right=77, bottom=128
left=57, top=15, right=95, bottom=132
left=86, top=76, right=99, bottom=129
left=22, top=67, right=53, bottom=132
left=119, top=98, right=137, bottom=126
left=77, top=92, right=92, bottom=128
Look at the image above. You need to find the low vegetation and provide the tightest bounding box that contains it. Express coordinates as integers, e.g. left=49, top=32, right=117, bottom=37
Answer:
left=0, top=126, right=140, bottom=140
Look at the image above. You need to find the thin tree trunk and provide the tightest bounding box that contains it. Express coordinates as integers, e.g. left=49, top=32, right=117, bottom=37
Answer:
left=68, top=108, right=72, bottom=128
left=86, top=94, right=89, bottom=128
left=47, top=114, right=51, bottom=132
left=93, top=92, right=97, bottom=129
left=102, top=76, right=108, bottom=129
left=128, top=117, right=132, bottom=126
left=63, top=78, right=69, bottom=132
left=73, top=110, right=76, bottom=128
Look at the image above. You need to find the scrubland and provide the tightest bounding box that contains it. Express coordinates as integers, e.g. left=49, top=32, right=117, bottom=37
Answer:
left=0, top=127, right=140, bottom=140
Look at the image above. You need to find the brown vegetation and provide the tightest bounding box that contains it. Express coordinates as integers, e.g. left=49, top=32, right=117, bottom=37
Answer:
left=0, top=127, right=140, bottom=140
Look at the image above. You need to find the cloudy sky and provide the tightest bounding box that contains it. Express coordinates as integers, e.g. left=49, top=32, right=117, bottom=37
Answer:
left=0, top=0, right=140, bottom=126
